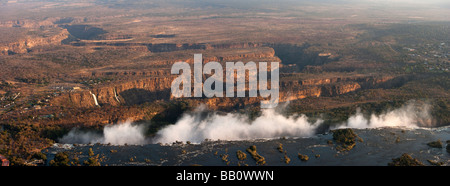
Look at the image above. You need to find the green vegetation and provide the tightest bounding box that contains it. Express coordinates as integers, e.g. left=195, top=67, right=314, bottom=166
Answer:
left=352, top=23, right=449, bottom=55
left=49, top=151, right=82, bottom=166
left=49, top=152, right=70, bottom=166
left=80, top=77, right=114, bottom=88
left=432, top=99, right=450, bottom=126
left=220, top=154, right=230, bottom=165
left=15, top=77, right=50, bottom=85
left=283, top=155, right=291, bottom=164
left=427, top=139, right=443, bottom=148
left=83, top=148, right=101, bottom=166
left=331, top=128, right=363, bottom=151
left=0, top=0, right=449, bottom=167
left=31, top=152, right=47, bottom=162
left=0, top=81, right=15, bottom=90
left=70, top=154, right=80, bottom=166
left=246, top=145, right=266, bottom=166
left=277, top=143, right=284, bottom=153
left=388, top=153, right=424, bottom=166
left=0, top=123, right=66, bottom=165
left=88, top=148, right=95, bottom=157
left=236, top=150, right=247, bottom=161
left=298, top=153, right=309, bottom=161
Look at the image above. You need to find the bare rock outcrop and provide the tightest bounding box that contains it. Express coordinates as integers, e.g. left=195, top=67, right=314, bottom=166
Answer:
left=0, top=29, right=69, bottom=55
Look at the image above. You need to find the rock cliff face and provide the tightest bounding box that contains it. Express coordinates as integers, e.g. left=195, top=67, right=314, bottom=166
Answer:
left=0, top=19, right=55, bottom=28
left=90, top=69, right=171, bottom=78
left=51, top=74, right=396, bottom=109
left=146, top=42, right=263, bottom=53
left=52, top=77, right=175, bottom=107
left=0, top=29, right=69, bottom=55
left=320, top=82, right=361, bottom=97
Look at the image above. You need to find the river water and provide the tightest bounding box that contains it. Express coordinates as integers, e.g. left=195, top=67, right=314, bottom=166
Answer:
left=45, top=126, right=450, bottom=166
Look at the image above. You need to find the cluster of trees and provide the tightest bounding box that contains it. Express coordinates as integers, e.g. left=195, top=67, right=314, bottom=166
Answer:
left=15, top=77, right=50, bottom=85
left=271, top=43, right=340, bottom=71
left=0, top=99, right=195, bottom=166
left=0, top=123, right=67, bottom=165
left=353, top=23, right=449, bottom=45
left=32, top=45, right=138, bottom=69
left=49, top=148, right=101, bottom=166
left=0, top=81, right=14, bottom=90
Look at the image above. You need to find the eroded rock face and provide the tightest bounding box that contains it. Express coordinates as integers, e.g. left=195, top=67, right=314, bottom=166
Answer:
left=52, top=73, right=396, bottom=110
left=0, top=19, right=55, bottom=28
left=320, top=82, right=361, bottom=97
left=0, top=29, right=69, bottom=55
left=51, top=77, right=174, bottom=107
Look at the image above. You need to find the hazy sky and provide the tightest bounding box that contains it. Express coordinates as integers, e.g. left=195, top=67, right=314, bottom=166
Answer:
left=358, top=0, right=450, bottom=6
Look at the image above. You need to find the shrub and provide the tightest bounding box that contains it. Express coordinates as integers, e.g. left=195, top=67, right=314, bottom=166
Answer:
left=50, top=152, right=70, bottom=166
left=83, top=148, right=100, bottom=166
left=331, top=128, right=363, bottom=151
left=236, top=150, right=247, bottom=161
left=427, top=140, right=443, bottom=148
left=298, top=153, right=309, bottom=161
left=32, top=152, right=47, bottom=162
left=220, top=154, right=229, bottom=162
left=88, top=148, right=94, bottom=157
left=246, top=145, right=266, bottom=165
left=284, top=155, right=291, bottom=164
left=277, top=143, right=284, bottom=153
left=83, top=155, right=101, bottom=166
left=388, top=153, right=424, bottom=166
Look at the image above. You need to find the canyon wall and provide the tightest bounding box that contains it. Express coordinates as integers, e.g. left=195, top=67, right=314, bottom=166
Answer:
left=51, top=75, right=395, bottom=109
left=0, top=29, right=69, bottom=55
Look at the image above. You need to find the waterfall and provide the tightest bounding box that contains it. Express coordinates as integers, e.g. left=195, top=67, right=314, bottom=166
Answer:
left=113, top=87, right=121, bottom=104
left=89, top=91, right=100, bottom=106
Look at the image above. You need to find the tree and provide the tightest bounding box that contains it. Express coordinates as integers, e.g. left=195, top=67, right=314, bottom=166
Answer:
left=88, top=148, right=94, bottom=157
left=50, top=152, right=70, bottom=166
left=83, top=148, right=100, bottom=166
left=83, top=155, right=101, bottom=166
left=32, top=152, right=47, bottom=162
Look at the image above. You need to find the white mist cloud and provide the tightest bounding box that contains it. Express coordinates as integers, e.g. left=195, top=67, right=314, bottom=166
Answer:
left=154, top=100, right=432, bottom=144
left=59, top=129, right=103, bottom=144
left=153, top=105, right=322, bottom=144
left=102, top=121, right=147, bottom=145
left=59, top=100, right=432, bottom=145
left=60, top=121, right=147, bottom=145
left=335, top=100, right=432, bottom=129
